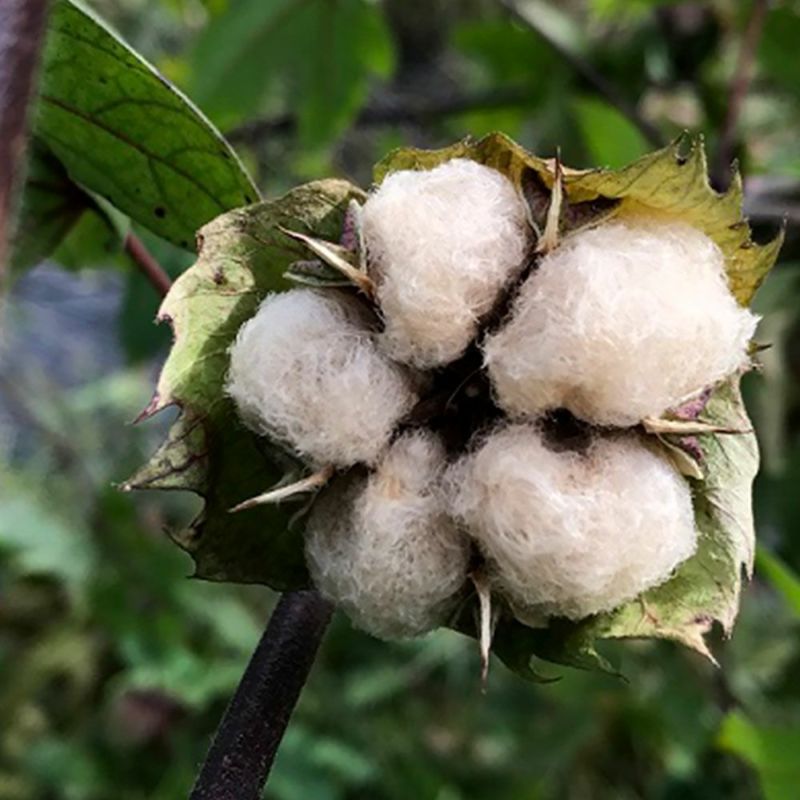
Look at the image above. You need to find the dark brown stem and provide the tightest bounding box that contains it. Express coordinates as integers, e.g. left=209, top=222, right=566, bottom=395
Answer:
left=712, top=0, right=770, bottom=190
left=189, top=590, right=334, bottom=800
left=499, top=0, right=664, bottom=149
left=0, top=0, right=51, bottom=279
left=124, top=232, right=172, bottom=298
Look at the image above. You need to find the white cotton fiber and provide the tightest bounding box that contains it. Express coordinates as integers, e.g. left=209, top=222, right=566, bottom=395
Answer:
left=446, top=424, right=697, bottom=620
left=483, top=220, right=758, bottom=426
left=361, top=159, right=530, bottom=367
left=305, top=430, right=470, bottom=638
left=226, top=289, right=417, bottom=467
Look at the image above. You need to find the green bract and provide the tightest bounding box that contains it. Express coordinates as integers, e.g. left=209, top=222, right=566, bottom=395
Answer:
left=129, top=133, right=782, bottom=678
left=124, top=180, right=364, bottom=589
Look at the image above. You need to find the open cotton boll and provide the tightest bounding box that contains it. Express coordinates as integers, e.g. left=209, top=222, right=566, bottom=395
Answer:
left=446, top=424, right=697, bottom=620
left=226, top=289, right=417, bottom=468
left=305, top=430, right=470, bottom=639
left=484, top=220, right=758, bottom=426
left=361, top=159, right=530, bottom=367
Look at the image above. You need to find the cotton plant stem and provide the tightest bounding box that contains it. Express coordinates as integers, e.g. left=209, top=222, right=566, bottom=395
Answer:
left=226, top=85, right=533, bottom=144
left=499, top=0, right=664, bottom=148
left=0, top=0, right=51, bottom=279
left=124, top=232, right=173, bottom=297
left=189, top=590, right=334, bottom=800
left=712, top=0, right=770, bottom=190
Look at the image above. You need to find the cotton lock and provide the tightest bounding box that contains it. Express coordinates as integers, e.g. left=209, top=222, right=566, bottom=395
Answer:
left=446, top=424, right=697, bottom=620
left=226, top=289, right=418, bottom=467
left=361, top=158, right=530, bottom=368
left=305, top=431, right=470, bottom=638
left=483, top=220, right=758, bottom=426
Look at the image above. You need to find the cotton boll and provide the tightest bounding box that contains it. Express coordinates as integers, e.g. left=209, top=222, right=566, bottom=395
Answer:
left=361, top=159, right=530, bottom=367
left=305, top=430, right=470, bottom=639
left=484, top=220, right=758, bottom=426
left=227, top=289, right=418, bottom=468
left=447, top=424, right=697, bottom=620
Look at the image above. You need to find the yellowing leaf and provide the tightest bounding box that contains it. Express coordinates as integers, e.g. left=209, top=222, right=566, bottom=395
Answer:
left=374, top=131, right=552, bottom=191
left=376, top=132, right=782, bottom=305
left=563, top=136, right=783, bottom=305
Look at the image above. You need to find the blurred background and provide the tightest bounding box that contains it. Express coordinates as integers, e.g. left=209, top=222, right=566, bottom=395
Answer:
left=2, top=0, right=800, bottom=797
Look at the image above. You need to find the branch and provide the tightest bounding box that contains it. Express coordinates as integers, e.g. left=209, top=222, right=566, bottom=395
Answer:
left=712, top=0, right=770, bottom=190
left=0, top=0, right=51, bottom=280
left=226, top=86, right=533, bottom=144
left=190, top=590, right=334, bottom=800
left=499, top=0, right=664, bottom=149
left=745, top=176, right=800, bottom=228
left=124, top=232, right=172, bottom=298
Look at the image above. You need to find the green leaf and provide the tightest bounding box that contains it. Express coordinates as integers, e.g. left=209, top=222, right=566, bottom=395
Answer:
left=590, top=0, right=684, bottom=20
left=572, top=96, right=650, bottom=168
left=10, top=142, right=94, bottom=272
left=491, top=616, right=608, bottom=680
left=295, top=0, right=393, bottom=148
left=32, top=0, right=258, bottom=252
left=11, top=141, right=131, bottom=274
left=454, top=20, right=557, bottom=87
left=0, top=472, right=94, bottom=595
left=755, top=547, right=800, bottom=619
left=718, top=712, right=800, bottom=800
left=118, top=230, right=194, bottom=363
left=503, top=0, right=585, bottom=57
left=759, top=6, right=800, bottom=97
left=125, top=178, right=365, bottom=588
left=118, top=268, right=171, bottom=362
left=52, top=201, right=129, bottom=270
left=188, top=0, right=394, bottom=146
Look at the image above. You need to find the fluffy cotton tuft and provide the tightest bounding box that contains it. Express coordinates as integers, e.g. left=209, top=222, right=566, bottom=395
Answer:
left=484, top=220, right=758, bottom=426
left=227, top=289, right=417, bottom=467
left=305, top=430, right=470, bottom=638
left=361, top=159, right=530, bottom=367
left=446, top=424, right=697, bottom=620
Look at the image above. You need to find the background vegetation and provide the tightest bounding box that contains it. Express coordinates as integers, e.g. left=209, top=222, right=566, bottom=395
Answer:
left=2, top=1, right=800, bottom=798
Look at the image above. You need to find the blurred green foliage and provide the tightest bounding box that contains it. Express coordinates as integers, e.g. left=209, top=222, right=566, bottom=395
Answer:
left=3, top=0, right=800, bottom=798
